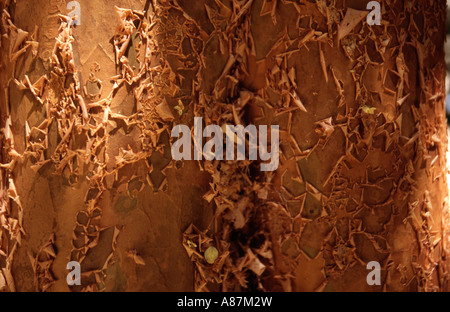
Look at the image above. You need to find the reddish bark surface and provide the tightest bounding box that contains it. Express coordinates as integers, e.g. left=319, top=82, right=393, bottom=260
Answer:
left=0, top=0, right=449, bottom=292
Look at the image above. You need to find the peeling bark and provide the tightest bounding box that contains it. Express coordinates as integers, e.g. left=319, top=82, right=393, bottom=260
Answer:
left=0, top=0, right=449, bottom=292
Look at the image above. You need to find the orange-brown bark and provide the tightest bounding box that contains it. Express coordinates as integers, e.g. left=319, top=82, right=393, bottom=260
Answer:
left=0, top=0, right=449, bottom=292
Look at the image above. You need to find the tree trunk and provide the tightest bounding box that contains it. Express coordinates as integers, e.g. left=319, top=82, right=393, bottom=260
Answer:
left=0, top=0, right=449, bottom=292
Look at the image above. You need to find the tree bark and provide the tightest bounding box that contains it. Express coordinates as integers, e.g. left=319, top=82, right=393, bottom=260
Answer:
left=0, top=0, right=449, bottom=292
